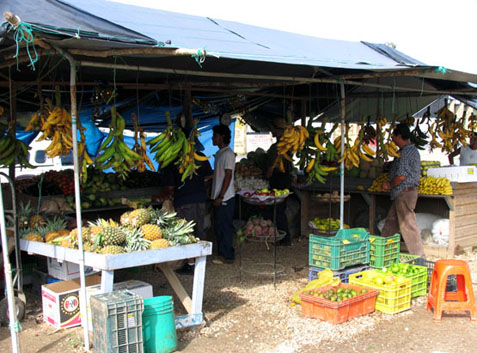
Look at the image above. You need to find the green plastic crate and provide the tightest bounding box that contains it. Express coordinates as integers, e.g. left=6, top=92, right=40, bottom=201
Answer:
left=369, top=234, right=400, bottom=268
left=377, top=263, right=428, bottom=298
left=309, top=228, right=370, bottom=271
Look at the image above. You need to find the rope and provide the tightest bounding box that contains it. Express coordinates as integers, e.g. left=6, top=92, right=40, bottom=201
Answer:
left=11, top=23, right=39, bottom=70
left=191, top=48, right=206, bottom=68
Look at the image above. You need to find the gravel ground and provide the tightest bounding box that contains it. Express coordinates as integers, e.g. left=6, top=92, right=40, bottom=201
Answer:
left=2, top=239, right=477, bottom=352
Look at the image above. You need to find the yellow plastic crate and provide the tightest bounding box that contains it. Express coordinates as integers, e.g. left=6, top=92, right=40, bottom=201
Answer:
left=349, top=270, right=412, bottom=314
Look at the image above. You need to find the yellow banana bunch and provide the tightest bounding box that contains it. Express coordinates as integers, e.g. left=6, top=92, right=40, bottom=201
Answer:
left=383, top=141, right=401, bottom=158
left=35, top=100, right=73, bottom=158
left=277, top=124, right=309, bottom=156
left=313, top=129, right=328, bottom=152
left=305, top=150, right=337, bottom=183
left=359, top=142, right=376, bottom=162
left=95, top=106, right=142, bottom=179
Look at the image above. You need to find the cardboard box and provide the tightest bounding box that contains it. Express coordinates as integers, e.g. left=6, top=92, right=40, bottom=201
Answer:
left=84, top=280, right=153, bottom=330
left=42, top=274, right=101, bottom=329
left=47, top=258, right=95, bottom=280
left=428, top=166, right=477, bottom=183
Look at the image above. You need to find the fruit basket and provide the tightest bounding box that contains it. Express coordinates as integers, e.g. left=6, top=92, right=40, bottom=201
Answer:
left=247, top=230, right=286, bottom=243
left=309, top=228, right=370, bottom=270
left=349, top=270, right=412, bottom=314
left=369, top=234, right=400, bottom=268
left=299, top=283, right=379, bottom=324
left=377, top=263, right=427, bottom=298
left=308, top=218, right=348, bottom=236
left=400, top=254, right=457, bottom=292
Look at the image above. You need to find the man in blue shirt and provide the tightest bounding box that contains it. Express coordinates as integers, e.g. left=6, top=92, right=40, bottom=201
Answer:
left=381, top=123, right=424, bottom=257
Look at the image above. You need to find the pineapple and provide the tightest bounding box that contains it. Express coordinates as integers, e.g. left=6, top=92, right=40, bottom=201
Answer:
left=150, top=239, right=169, bottom=249
left=148, top=209, right=177, bottom=227
left=141, top=224, right=163, bottom=241
left=24, top=233, right=44, bottom=242
left=29, top=214, right=46, bottom=228
left=120, top=211, right=131, bottom=226
left=124, top=227, right=150, bottom=252
left=101, top=245, right=126, bottom=254
left=18, top=201, right=33, bottom=229
left=128, top=208, right=151, bottom=227
left=58, top=229, right=70, bottom=236
left=44, top=216, right=68, bottom=243
left=95, top=226, right=126, bottom=247
left=82, top=241, right=96, bottom=253
left=69, top=227, right=93, bottom=245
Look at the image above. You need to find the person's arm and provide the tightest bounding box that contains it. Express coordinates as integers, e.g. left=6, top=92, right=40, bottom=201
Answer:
left=214, top=169, right=232, bottom=206
left=383, top=175, right=406, bottom=191
left=448, top=148, right=461, bottom=165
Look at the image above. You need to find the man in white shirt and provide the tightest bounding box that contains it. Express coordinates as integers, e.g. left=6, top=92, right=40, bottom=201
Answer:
left=211, top=124, right=236, bottom=264
left=448, top=133, right=477, bottom=165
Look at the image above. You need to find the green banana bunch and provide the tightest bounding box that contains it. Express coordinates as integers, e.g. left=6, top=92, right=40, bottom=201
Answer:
left=95, top=107, right=142, bottom=179
left=306, top=158, right=337, bottom=184
left=0, top=132, right=35, bottom=169
left=411, top=121, right=428, bottom=151
left=325, top=141, right=339, bottom=161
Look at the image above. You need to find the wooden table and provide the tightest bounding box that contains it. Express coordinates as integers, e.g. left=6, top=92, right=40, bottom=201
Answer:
left=20, top=240, right=212, bottom=329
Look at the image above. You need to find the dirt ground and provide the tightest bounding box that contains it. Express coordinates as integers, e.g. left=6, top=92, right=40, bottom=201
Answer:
left=2, top=239, right=477, bottom=353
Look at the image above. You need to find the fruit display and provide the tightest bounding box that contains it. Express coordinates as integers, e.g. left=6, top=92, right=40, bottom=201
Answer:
left=421, top=160, right=440, bottom=176
left=0, top=130, right=34, bottom=169
left=309, top=217, right=349, bottom=231
left=418, top=176, right=453, bottom=195
left=240, top=188, right=290, bottom=198
left=302, top=285, right=368, bottom=302
left=237, top=215, right=278, bottom=239
left=95, top=106, right=143, bottom=179
left=21, top=208, right=198, bottom=253
left=367, top=173, right=389, bottom=192
left=131, top=113, right=156, bottom=173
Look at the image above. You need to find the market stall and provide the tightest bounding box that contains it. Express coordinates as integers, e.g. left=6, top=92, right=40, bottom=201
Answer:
left=19, top=239, right=212, bottom=328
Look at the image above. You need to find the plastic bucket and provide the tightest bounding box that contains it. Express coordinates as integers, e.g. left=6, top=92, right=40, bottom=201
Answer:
left=142, top=296, right=177, bottom=353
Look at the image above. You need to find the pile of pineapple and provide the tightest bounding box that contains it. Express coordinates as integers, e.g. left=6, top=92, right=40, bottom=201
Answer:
left=19, top=202, right=198, bottom=255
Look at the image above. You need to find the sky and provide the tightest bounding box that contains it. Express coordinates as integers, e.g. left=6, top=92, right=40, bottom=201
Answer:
left=111, top=0, right=477, bottom=75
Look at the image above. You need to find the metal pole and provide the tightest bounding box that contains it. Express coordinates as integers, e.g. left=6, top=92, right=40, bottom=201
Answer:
left=0, top=175, right=20, bottom=353
left=339, top=82, right=346, bottom=229
left=67, top=57, right=90, bottom=350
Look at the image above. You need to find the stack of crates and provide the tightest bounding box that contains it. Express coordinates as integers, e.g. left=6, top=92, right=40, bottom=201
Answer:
left=90, top=290, right=144, bottom=353
left=308, top=228, right=370, bottom=283
left=349, top=270, right=412, bottom=314
left=369, top=234, right=400, bottom=268
left=400, top=253, right=457, bottom=292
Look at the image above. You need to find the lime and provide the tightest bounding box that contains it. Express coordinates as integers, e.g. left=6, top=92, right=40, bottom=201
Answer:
left=360, top=289, right=368, bottom=294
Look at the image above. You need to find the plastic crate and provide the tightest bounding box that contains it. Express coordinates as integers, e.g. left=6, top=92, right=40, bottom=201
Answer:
left=369, top=234, right=400, bottom=268
left=349, top=270, right=412, bottom=314
left=309, top=264, right=371, bottom=283
left=377, top=263, right=428, bottom=298
left=309, top=228, right=370, bottom=270
left=299, top=283, right=379, bottom=324
left=90, top=290, right=144, bottom=353
left=400, top=255, right=457, bottom=292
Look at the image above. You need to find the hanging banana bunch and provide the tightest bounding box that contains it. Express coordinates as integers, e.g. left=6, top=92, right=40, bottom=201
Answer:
left=177, top=120, right=210, bottom=181
left=277, top=124, right=309, bottom=156
left=0, top=131, right=35, bottom=169
left=131, top=113, right=155, bottom=172
left=95, top=106, right=143, bottom=179
left=24, top=97, right=51, bottom=132
left=356, top=122, right=376, bottom=163
left=435, top=107, right=470, bottom=153
left=410, top=115, right=429, bottom=151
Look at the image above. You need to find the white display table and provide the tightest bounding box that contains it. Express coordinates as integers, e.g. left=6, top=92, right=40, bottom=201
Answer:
left=20, top=239, right=212, bottom=329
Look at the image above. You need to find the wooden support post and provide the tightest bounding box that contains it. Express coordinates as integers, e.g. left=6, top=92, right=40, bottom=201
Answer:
left=158, top=263, right=193, bottom=314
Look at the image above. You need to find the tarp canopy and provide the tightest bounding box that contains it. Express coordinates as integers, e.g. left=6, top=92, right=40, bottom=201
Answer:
left=1, top=0, right=477, bottom=132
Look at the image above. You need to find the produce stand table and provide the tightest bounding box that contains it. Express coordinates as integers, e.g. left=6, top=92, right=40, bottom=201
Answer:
left=296, top=177, right=374, bottom=237
left=19, top=239, right=212, bottom=329
left=368, top=182, right=477, bottom=258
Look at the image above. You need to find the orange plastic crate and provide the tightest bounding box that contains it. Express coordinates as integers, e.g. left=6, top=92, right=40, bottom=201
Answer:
left=299, top=283, right=379, bottom=324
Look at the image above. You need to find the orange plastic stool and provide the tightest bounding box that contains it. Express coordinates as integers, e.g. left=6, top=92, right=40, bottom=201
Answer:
left=427, top=259, right=477, bottom=321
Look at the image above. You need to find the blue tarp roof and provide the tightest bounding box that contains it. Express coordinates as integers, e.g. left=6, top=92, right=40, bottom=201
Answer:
left=60, top=0, right=421, bottom=70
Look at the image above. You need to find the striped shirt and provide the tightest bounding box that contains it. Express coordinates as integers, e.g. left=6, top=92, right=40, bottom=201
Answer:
left=389, top=143, right=421, bottom=200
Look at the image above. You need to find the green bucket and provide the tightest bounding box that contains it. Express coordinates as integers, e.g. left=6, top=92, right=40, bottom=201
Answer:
left=142, top=296, right=177, bottom=353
